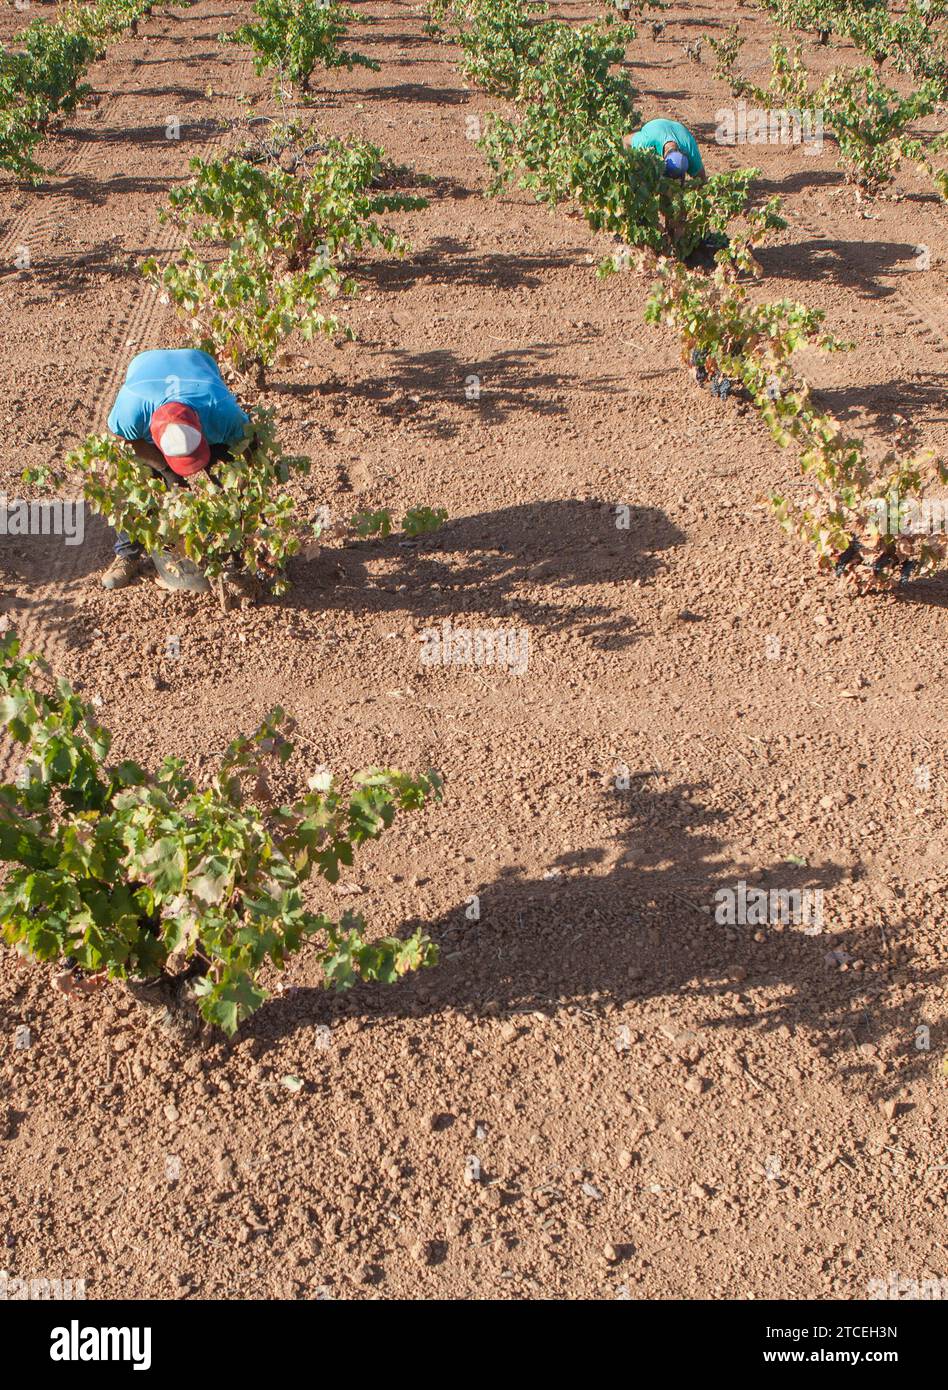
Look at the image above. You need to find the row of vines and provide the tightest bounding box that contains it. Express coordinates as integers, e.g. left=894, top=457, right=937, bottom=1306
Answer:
left=430, top=0, right=948, bottom=588
left=2, top=1, right=448, bottom=1033
left=0, top=0, right=185, bottom=178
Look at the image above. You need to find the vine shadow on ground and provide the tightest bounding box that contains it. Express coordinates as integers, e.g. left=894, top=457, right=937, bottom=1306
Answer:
left=241, top=773, right=931, bottom=1105
left=288, top=497, right=685, bottom=648
left=287, top=338, right=624, bottom=440
left=757, top=238, right=922, bottom=296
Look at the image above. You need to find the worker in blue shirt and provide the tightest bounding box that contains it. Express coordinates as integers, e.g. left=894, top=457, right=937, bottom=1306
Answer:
left=624, top=118, right=707, bottom=182
left=102, top=348, right=250, bottom=592
left=623, top=117, right=712, bottom=258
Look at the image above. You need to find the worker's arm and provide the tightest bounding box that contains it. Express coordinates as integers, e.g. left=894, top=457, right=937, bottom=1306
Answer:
left=124, top=436, right=184, bottom=488
left=691, top=169, right=707, bottom=185
left=129, top=437, right=166, bottom=470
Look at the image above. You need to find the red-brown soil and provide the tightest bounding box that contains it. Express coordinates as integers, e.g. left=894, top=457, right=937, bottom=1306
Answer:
left=0, top=1, right=946, bottom=1300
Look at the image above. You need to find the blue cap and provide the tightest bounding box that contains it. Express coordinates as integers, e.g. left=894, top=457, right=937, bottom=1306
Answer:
left=664, top=150, right=689, bottom=180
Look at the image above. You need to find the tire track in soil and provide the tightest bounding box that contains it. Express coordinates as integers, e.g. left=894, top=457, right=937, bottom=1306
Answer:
left=0, top=138, right=89, bottom=268
left=0, top=4, right=253, bottom=779
left=883, top=270, right=948, bottom=355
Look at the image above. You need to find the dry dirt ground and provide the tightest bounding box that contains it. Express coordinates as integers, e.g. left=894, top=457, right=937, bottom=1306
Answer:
left=0, top=0, right=946, bottom=1301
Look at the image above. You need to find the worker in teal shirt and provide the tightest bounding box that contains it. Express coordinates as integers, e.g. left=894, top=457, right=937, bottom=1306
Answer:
left=624, top=118, right=706, bottom=182
left=102, top=348, right=250, bottom=591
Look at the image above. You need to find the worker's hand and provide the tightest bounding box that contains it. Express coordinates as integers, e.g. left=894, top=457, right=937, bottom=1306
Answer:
left=622, top=133, right=634, bottom=150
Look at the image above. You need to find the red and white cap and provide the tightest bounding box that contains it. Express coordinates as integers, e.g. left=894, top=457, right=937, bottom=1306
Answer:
left=149, top=402, right=210, bottom=477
